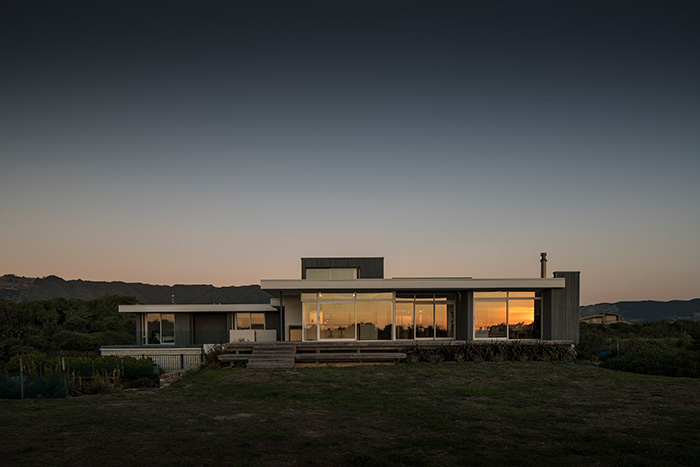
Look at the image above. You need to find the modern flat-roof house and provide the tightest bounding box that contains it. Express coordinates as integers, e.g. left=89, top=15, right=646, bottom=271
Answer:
left=580, top=313, right=634, bottom=325
left=109, top=255, right=579, bottom=344
left=102, top=255, right=579, bottom=369
left=263, top=256, right=580, bottom=344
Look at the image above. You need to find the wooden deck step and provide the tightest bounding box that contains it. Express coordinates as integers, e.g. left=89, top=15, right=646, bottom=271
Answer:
left=220, top=343, right=298, bottom=369
left=295, top=352, right=406, bottom=362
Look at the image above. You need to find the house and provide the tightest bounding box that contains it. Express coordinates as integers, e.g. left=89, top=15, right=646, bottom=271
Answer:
left=101, top=255, right=580, bottom=369
left=580, top=313, right=634, bottom=325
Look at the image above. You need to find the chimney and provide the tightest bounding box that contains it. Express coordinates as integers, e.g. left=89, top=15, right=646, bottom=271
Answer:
left=540, top=252, right=547, bottom=278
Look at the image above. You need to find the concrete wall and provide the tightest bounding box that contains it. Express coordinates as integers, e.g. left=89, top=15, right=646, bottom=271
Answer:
left=283, top=295, right=302, bottom=341
left=301, top=257, right=384, bottom=279
left=550, top=271, right=581, bottom=343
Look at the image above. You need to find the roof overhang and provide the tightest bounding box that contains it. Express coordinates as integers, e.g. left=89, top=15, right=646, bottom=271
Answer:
left=261, top=277, right=565, bottom=296
left=118, top=304, right=277, bottom=314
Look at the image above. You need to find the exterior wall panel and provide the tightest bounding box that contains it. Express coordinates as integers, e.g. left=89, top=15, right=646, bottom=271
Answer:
left=193, top=313, right=228, bottom=344
left=301, top=257, right=384, bottom=279
left=541, top=289, right=553, bottom=340
left=283, top=295, right=302, bottom=341
left=135, top=313, right=143, bottom=345
left=456, top=291, right=471, bottom=340
left=264, top=310, right=281, bottom=340
left=551, top=272, right=580, bottom=343
left=174, top=313, right=191, bottom=346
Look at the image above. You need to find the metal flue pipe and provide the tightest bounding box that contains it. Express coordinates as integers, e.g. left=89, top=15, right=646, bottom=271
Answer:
left=540, top=252, right=547, bottom=278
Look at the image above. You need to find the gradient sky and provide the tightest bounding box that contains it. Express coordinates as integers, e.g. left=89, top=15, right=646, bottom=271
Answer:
left=1, top=1, right=699, bottom=305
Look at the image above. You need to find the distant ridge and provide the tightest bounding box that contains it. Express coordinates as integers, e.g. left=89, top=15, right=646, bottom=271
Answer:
left=2, top=274, right=698, bottom=321
left=580, top=299, right=700, bottom=323
left=0, top=274, right=272, bottom=304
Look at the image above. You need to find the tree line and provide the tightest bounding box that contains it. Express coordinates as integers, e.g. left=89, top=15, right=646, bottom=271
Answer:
left=0, top=295, right=138, bottom=359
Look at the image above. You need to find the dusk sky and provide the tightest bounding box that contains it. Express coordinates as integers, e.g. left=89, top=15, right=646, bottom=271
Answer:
left=1, top=1, right=699, bottom=305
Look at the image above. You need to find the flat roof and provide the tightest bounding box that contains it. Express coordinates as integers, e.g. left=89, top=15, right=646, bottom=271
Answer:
left=118, top=304, right=277, bottom=314
left=260, top=277, right=565, bottom=295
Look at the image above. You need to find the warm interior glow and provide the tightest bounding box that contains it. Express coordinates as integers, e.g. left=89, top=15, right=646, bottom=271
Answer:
left=319, top=302, right=355, bottom=339
left=395, top=301, right=414, bottom=339
left=303, top=301, right=318, bottom=341
left=357, top=300, right=392, bottom=340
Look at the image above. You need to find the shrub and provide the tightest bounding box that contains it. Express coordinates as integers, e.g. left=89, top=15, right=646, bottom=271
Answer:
left=51, top=331, right=100, bottom=352
left=402, top=342, right=574, bottom=364
left=99, top=330, right=136, bottom=346
left=601, top=349, right=700, bottom=378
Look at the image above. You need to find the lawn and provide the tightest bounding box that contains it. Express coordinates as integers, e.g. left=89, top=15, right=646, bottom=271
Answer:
left=1, top=362, right=699, bottom=466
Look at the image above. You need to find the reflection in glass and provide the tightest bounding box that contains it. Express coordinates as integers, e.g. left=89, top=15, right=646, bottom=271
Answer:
left=447, top=303, right=455, bottom=338
left=508, top=300, right=535, bottom=339
left=320, top=303, right=355, bottom=339
left=146, top=313, right=175, bottom=344
left=474, top=292, right=507, bottom=299
left=146, top=313, right=161, bottom=344
left=303, top=301, right=318, bottom=341
left=509, top=291, right=535, bottom=298
left=357, top=301, right=392, bottom=340
left=251, top=313, right=265, bottom=330
left=415, top=303, right=434, bottom=338
left=435, top=304, right=455, bottom=338
left=236, top=313, right=251, bottom=330
left=474, top=301, right=507, bottom=338
left=395, top=301, right=414, bottom=339
left=161, top=314, right=175, bottom=344
left=357, top=292, right=393, bottom=300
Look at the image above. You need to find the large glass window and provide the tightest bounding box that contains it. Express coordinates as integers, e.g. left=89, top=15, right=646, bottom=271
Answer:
left=232, top=313, right=265, bottom=330
left=303, top=301, right=318, bottom=341
left=144, top=313, right=175, bottom=345
left=395, top=300, right=414, bottom=340
left=415, top=302, right=434, bottom=338
left=300, top=292, right=456, bottom=341
left=357, top=301, right=392, bottom=340
left=435, top=303, right=455, bottom=338
left=473, top=301, right=507, bottom=338
left=319, top=303, right=355, bottom=339
left=393, top=295, right=456, bottom=339
left=474, top=292, right=540, bottom=339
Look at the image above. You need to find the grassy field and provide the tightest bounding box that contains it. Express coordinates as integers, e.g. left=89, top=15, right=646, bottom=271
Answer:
left=1, top=362, right=699, bottom=466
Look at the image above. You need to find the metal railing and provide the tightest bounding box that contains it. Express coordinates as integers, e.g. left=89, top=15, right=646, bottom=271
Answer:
left=133, top=353, right=204, bottom=373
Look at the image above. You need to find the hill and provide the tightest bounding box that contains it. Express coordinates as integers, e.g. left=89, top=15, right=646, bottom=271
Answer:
left=3, top=274, right=698, bottom=321
left=0, top=274, right=272, bottom=304
left=580, top=298, right=700, bottom=322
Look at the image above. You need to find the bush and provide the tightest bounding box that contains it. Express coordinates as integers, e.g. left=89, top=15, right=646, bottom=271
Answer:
left=601, top=349, right=700, bottom=378
left=99, top=330, right=136, bottom=346
left=51, top=331, right=100, bottom=352
left=402, top=342, right=574, bottom=364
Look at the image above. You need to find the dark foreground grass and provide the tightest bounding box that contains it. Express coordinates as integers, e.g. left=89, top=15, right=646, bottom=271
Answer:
left=1, top=362, right=699, bottom=466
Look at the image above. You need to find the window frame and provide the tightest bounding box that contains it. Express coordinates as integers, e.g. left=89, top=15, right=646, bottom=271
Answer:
left=472, top=291, right=541, bottom=340
left=142, top=313, right=175, bottom=345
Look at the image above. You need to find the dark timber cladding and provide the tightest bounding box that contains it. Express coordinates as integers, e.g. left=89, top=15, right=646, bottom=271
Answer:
left=550, top=271, right=580, bottom=342
left=301, top=257, right=384, bottom=279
